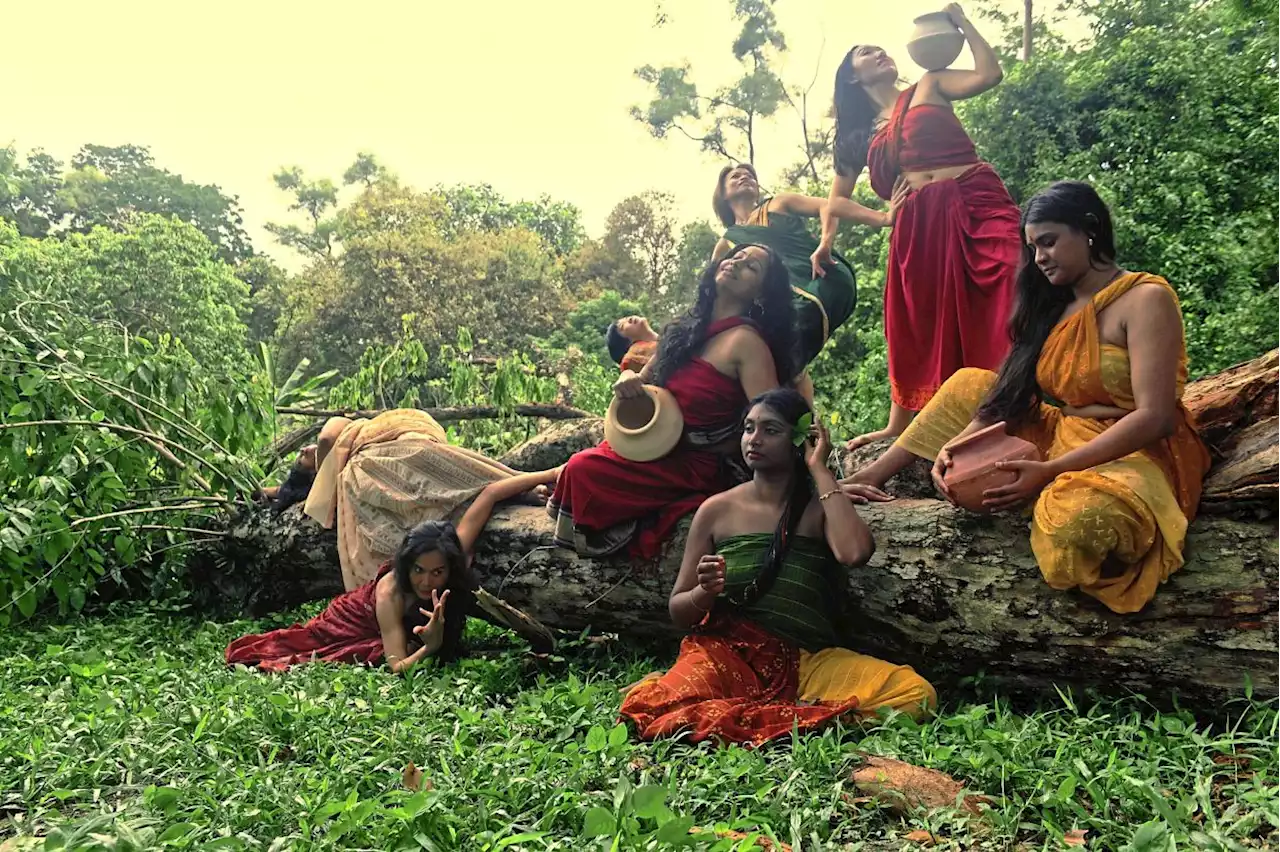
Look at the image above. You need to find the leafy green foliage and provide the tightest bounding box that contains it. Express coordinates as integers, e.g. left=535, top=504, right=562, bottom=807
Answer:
left=1225, top=0, right=1280, bottom=21
left=803, top=184, right=894, bottom=437
left=960, top=0, right=1278, bottom=375
left=433, top=183, right=585, bottom=258
left=273, top=176, right=577, bottom=376
left=0, top=257, right=271, bottom=625
left=540, top=291, right=652, bottom=364
left=0, top=143, right=253, bottom=264
left=265, top=165, right=342, bottom=258
left=256, top=344, right=336, bottom=411
left=631, top=0, right=789, bottom=165
left=327, top=322, right=602, bottom=457
left=1, top=215, right=254, bottom=375
left=0, top=608, right=1274, bottom=849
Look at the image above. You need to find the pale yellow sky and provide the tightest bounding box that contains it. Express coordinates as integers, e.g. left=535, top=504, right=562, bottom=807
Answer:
left=4, top=0, right=1056, bottom=268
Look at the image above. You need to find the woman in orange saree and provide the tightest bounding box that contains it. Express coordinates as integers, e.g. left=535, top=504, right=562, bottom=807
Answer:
left=846, top=182, right=1210, bottom=613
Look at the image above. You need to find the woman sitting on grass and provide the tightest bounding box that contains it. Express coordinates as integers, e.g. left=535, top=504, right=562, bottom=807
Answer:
left=619, top=388, right=935, bottom=746
left=226, top=467, right=560, bottom=673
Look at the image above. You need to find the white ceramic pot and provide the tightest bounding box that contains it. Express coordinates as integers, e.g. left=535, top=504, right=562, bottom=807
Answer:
left=907, top=11, right=965, bottom=72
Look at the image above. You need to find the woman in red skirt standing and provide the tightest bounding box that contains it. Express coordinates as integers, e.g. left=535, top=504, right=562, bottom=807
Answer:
left=811, top=3, right=1020, bottom=449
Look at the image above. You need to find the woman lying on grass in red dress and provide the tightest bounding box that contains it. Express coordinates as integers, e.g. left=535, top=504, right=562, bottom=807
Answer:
left=226, top=467, right=559, bottom=673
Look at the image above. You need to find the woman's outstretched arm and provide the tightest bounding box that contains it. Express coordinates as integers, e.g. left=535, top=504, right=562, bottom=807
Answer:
left=454, top=468, right=562, bottom=557
left=813, top=173, right=897, bottom=278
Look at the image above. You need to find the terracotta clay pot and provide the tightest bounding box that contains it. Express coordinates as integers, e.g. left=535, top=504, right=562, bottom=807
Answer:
left=943, top=421, right=1043, bottom=513
left=907, top=11, right=965, bottom=72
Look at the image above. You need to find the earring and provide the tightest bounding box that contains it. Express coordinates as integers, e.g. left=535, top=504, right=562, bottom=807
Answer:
left=1088, top=238, right=1094, bottom=246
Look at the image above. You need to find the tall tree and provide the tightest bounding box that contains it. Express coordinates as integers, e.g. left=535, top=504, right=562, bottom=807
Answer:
left=602, top=191, right=681, bottom=302
left=10, top=214, right=252, bottom=372
left=561, top=237, right=646, bottom=302
left=656, top=220, right=721, bottom=320
left=631, top=0, right=789, bottom=165
left=432, top=183, right=585, bottom=257
left=265, top=166, right=340, bottom=258
left=275, top=177, right=574, bottom=373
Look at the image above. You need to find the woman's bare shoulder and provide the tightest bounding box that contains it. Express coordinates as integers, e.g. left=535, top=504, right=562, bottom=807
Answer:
left=1117, top=276, right=1180, bottom=315
left=720, top=323, right=770, bottom=352
left=701, top=482, right=754, bottom=514
left=374, top=572, right=399, bottom=607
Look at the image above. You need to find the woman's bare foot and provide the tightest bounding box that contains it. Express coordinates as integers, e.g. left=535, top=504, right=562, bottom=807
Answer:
left=534, top=467, right=562, bottom=504
left=845, top=428, right=902, bottom=452
left=840, top=444, right=921, bottom=492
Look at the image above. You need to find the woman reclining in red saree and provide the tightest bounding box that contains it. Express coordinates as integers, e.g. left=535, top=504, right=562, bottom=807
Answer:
left=548, top=245, right=794, bottom=559
left=226, top=468, right=559, bottom=672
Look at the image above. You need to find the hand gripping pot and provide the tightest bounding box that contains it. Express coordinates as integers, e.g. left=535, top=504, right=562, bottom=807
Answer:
left=604, top=385, right=685, bottom=462
left=943, top=420, right=1043, bottom=513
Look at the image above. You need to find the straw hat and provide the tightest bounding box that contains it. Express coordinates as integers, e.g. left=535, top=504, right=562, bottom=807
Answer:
left=604, top=385, right=685, bottom=462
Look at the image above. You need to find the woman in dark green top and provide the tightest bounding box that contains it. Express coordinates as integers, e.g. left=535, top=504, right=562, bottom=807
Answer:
left=711, top=163, right=903, bottom=391
left=619, top=388, right=935, bottom=746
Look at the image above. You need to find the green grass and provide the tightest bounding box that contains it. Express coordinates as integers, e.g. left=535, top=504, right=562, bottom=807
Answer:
left=0, top=605, right=1275, bottom=851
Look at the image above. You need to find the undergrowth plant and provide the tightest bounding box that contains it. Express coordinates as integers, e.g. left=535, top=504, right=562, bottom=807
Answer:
left=0, top=606, right=1274, bottom=850
left=0, top=265, right=272, bottom=625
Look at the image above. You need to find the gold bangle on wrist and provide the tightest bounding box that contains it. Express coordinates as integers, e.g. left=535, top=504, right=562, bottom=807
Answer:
left=818, top=488, right=841, bottom=502
left=690, top=592, right=712, bottom=613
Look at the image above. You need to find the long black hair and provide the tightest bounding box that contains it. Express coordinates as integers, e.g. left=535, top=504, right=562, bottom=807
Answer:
left=605, top=321, right=630, bottom=364
left=650, top=244, right=794, bottom=387
left=977, top=181, right=1118, bottom=426
left=736, top=387, right=814, bottom=606
left=832, top=47, right=880, bottom=178
left=712, top=162, right=759, bottom=227
left=271, top=460, right=316, bottom=515
left=393, top=520, right=476, bottom=663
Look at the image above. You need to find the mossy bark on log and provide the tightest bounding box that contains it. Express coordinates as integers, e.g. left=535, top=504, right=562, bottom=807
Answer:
left=1182, top=349, right=1278, bottom=451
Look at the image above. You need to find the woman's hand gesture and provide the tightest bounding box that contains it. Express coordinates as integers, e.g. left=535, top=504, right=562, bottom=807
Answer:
left=696, top=554, right=725, bottom=597
left=413, top=588, right=451, bottom=642
left=885, top=178, right=912, bottom=227
left=838, top=480, right=895, bottom=504
left=613, top=369, right=645, bottom=400
left=805, top=419, right=833, bottom=473
left=810, top=243, right=834, bottom=280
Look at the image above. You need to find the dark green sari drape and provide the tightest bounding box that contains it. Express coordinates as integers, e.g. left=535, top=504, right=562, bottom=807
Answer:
left=724, top=207, right=857, bottom=373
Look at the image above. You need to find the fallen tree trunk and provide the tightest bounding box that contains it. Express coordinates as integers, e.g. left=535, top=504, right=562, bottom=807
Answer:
left=274, top=402, right=595, bottom=422
left=193, top=498, right=1277, bottom=707
left=191, top=352, right=1278, bottom=709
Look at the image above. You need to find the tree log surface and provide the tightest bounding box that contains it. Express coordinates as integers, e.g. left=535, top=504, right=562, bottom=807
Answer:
left=192, top=353, right=1279, bottom=708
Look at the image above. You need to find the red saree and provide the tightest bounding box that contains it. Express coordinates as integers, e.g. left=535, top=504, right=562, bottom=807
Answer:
left=868, top=85, right=1020, bottom=411
left=548, top=316, right=758, bottom=559
left=225, top=565, right=390, bottom=671
left=619, top=612, right=860, bottom=746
